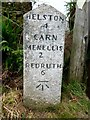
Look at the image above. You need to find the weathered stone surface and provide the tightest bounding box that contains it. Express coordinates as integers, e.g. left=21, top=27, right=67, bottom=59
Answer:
left=23, top=4, right=66, bottom=108
left=70, top=1, right=88, bottom=81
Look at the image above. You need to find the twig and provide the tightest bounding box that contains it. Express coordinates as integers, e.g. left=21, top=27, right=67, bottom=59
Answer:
left=3, top=106, right=13, bottom=114
left=3, top=106, right=18, bottom=118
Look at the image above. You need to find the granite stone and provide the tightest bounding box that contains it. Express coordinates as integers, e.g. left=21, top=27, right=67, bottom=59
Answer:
left=23, top=4, right=66, bottom=107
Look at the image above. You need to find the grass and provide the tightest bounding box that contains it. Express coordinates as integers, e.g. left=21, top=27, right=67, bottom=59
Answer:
left=1, top=2, right=89, bottom=119
left=1, top=79, right=89, bottom=119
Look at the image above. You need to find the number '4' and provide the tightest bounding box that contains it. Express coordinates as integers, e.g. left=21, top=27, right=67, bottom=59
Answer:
left=42, top=23, right=48, bottom=28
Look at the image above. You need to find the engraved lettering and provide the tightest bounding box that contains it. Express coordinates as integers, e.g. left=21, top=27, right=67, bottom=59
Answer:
left=41, top=70, right=45, bottom=75
left=39, top=52, right=43, bottom=58
left=32, top=14, right=36, bottom=20
left=43, top=15, right=47, bottom=20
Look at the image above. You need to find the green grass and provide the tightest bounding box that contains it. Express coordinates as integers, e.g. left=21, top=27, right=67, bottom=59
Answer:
left=1, top=15, right=23, bottom=73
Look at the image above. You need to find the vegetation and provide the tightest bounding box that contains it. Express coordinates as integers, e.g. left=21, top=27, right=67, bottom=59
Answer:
left=1, top=2, right=32, bottom=74
left=1, top=2, right=89, bottom=119
left=2, top=80, right=88, bottom=118
left=1, top=15, right=23, bottom=73
left=65, top=0, right=76, bottom=31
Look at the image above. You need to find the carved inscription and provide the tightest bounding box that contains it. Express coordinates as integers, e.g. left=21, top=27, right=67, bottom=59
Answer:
left=24, top=4, right=66, bottom=104
left=26, top=14, right=64, bottom=22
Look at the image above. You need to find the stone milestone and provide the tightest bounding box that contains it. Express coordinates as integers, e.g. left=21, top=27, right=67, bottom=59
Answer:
left=23, top=4, right=66, bottom=108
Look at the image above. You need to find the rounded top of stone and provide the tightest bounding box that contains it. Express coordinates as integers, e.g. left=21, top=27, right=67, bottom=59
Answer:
left=23, top=3, right=66, bottom=19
